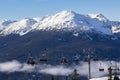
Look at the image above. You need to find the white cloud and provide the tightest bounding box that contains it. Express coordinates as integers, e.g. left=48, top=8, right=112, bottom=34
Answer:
left=0, top=60, right=22, bottom=72
left=39, top=65, right=72, bottom=76
left=0, top=60, right=35, bottom=73
left=0, top=60, right=119, bottom=79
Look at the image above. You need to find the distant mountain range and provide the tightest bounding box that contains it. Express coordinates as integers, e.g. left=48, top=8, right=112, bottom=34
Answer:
left=0, top=10, right=120, bottom=80
left=0, top=10, right=120, bottom=62
left=0, top=10, right=120, bottom=36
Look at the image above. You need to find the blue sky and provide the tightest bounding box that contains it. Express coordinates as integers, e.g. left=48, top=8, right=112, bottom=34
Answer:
left=0, top=0, right=120, bottom=21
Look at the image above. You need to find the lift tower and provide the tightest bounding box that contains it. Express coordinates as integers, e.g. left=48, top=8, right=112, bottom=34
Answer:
left=83, top=48, right=98, bottom=80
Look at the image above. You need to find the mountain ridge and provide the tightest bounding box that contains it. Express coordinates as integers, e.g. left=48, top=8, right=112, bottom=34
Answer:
left=0, top=10, right=120, bottom=36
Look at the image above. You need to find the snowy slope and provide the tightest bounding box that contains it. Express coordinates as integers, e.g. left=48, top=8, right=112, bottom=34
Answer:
left=111, top=21, right=120, bottom=33
left=0, top=20, right=16, bottom=30
left=91, top=77, right=108, bottom=80
left=91, top=76, right=120, bottom=80
left=0, top=18, right=37, bottom=35
left=0, top=10, right=120, bottom=36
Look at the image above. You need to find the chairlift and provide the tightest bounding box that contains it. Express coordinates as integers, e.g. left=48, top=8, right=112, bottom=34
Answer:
left=27, top=57, right=35, bottom=65
left=93, top=57, right=98, bottom=61
left=83, top=58, right=88, bottom=62
left=93, top=52, right=98, bottom=61
left=40, top=59, right=47, bottom=62
left=99, top=68, right=104, bottom=71
left=73, top=56, right=80, bottom=62
left=39, top=53, right=48, bottom=62
left=99, top=63, right=104, bottom=71
left=61, top=57, right=68, bottom=64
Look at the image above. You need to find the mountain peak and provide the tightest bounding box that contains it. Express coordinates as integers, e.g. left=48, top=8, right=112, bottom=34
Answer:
left=54, top=10, right=78, bottom=19
left=58, top=10, right=76, bottom=14
left=88, top=13, right=108, bottom=22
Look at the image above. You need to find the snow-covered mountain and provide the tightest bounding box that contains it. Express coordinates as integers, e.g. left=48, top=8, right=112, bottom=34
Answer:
left=1, top=11, right=120, bottom=80
left=0, top=10, right=120, bottom=36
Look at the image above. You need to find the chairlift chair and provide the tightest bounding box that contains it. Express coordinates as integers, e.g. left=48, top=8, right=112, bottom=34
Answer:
left=93, top=54, right=99, bottom=61
left=99, top=68, right=104, bottom=71
left=39, top=53, right=48, bottom=62
left=39, top=58, right=47, bottom=62
left=83, top=58, right=88, bottom=62
left=27, top=57, right=35, bottom=65
left=61, top=57, right=68, bottom=64
left=73, top=56, right=80, bottom=62
left=99, top=63, right=104, bottom=71
left=93, top=58, right=98, bottom=61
